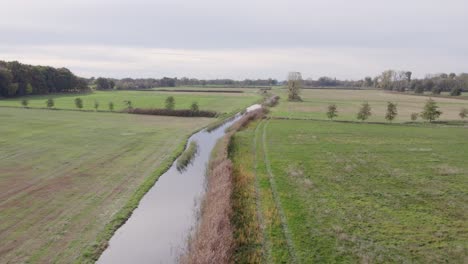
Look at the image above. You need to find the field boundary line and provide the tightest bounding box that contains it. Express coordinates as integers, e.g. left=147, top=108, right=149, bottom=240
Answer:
left=262, top=119, right=298, bottom=263
left=270, top=116, right=468, bottom=127
left=253, top=120, right=271, bottom=263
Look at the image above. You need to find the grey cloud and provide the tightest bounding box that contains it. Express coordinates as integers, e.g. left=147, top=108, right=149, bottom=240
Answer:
left=1, top=0, right=467, bottom=78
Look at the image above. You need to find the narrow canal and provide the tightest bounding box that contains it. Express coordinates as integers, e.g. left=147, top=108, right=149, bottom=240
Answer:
left=97, top=105, right=261, bottom=264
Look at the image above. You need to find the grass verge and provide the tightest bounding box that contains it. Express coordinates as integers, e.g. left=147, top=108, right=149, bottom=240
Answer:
left=231, top=118, right=468, bottom=262
left=78, top=129, right=202, bottom=263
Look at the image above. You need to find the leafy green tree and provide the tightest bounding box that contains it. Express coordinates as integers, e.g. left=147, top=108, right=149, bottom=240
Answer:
left=21, top=99, right=29, bottom=108
left=459, top=108, right=468, bottom=119
left=94, top=100, right=99, bottom=111
left=421, top=99, right=442, bottom=122
left=357, top=102, right=372, bottom=121
left=26, top=83, right=33, bottom=94
left=6, top=83, right=19, bottom=96
left=165, top=96, right=175, bottom=110
left=411, top=113, right=419, bottom=121
left=1, top=60, right=88, bottom=97
left=385, top=102, right=398, bottom=122
left=46, top=98, right=54, bottom=109
left=95, top=77, right=112, bottom=90
left=0, top=67, right=13, bottom=96
left=74, top=97, right=83, bottom=109
left=109, top=101, right=114, bottom=111
left=326, top=104, right=338, bottom=120
left=190, top=101, right=199, bottom=112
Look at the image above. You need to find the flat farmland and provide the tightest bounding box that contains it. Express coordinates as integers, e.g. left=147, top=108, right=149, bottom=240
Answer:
left=0, top=108, right=211, bottom=263
left=0, top=89, right=261, bottom=113
left=271, top=88, right=468, bottom=122
left=231, top=119, right=468, bottom=263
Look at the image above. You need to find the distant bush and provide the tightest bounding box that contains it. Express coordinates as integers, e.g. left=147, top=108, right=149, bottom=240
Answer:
left=326, top=104, right=338, bottom=120
left=124, top=100, right=133, bottom=110
left=357, top=102, right=372, bottom=121
left=21, top=99, right=28, bottom=108
left=411, top=113, right=419, bottom=121
left=46, top=98, right=54, bottom=109
left=450, top=87, right=462, bottom=96
left=127, top=108, right=217, bottom=117
left=74, top=97, right=83, bottom=109
left=108, top=101, right=114, bottom=111
left=94, top=100, right=99, bottom=111
left=421, top=99, right=442, bottom=122
left=165, top=96, right=175, bottom=110
left=263, top=95, right=280, bottom=107
left=190, top=102, right=199, bottom=112
left=459, top=108, right=468, bottom=119
left=385, top=102, right=398, bottom=122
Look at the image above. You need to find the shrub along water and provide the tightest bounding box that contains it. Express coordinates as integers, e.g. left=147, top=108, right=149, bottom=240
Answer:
left=263, top=95, right=280, bottom=107
left=176, top=141, right=198, bottom=171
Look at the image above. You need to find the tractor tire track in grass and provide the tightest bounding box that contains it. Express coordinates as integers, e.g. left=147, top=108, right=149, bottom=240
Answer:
left=261, top=119, right=298, bottom=263
left=252, top=121, right=270, bottom=263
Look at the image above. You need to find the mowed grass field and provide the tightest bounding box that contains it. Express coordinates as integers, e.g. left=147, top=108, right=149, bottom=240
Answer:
left=0, top=89, right=261, bottom=113
left=0, top=108, right=211, bottom=263
left=271, top=88, right=468, bottom=122
left=231, top=119, right=468, bottom=263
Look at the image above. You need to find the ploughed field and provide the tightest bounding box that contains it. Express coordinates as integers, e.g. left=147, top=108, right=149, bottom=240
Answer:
left=231, top=118, right=468, bottom=263
left=0, top=108, right=211, bottom=263
left=0, top=89, right=261, bottom=113
left=271, top=88, right=468, bottom=122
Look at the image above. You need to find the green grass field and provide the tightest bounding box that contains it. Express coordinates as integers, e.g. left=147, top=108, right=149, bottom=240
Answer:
left=231, top=118, right=468, bottom=263
left=0, top=108, right=211, bottom=263
left=271, top=88, right=468, bottom=122
left=0, top=89, right=261, bottom=113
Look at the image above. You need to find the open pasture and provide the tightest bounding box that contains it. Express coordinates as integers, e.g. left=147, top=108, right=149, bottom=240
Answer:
left=271, top=88, right=468, bottom=122
left=0, top=108, right=211, bottom=263
left=231, top=118, right=468, bottom=263
left=0, top=89, right=261, bottom=113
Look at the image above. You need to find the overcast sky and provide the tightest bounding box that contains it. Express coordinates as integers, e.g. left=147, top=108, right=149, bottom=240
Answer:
left=1, top=0, right=467, bottom=80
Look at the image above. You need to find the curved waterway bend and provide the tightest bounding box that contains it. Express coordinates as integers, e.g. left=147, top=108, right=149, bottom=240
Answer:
left=97, top=105, right=261, bottom=264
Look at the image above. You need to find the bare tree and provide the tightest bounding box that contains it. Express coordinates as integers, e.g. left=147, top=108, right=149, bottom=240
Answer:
left=287, top=72, right=302, bottom=101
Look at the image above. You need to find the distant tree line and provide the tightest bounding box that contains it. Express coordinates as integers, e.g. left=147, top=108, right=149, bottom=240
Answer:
left=303, top=71, right=467, bottom=96
left=93, top=77, right=279, bottom=90
left=372, top=70, right=467, bottom=96
left=303, top=77, right=363, bottom=88
left=0, top=60, right=89, bottom=97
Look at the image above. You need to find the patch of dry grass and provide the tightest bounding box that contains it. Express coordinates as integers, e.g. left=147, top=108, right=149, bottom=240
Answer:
left=182, top=109, right=265, bottom=264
